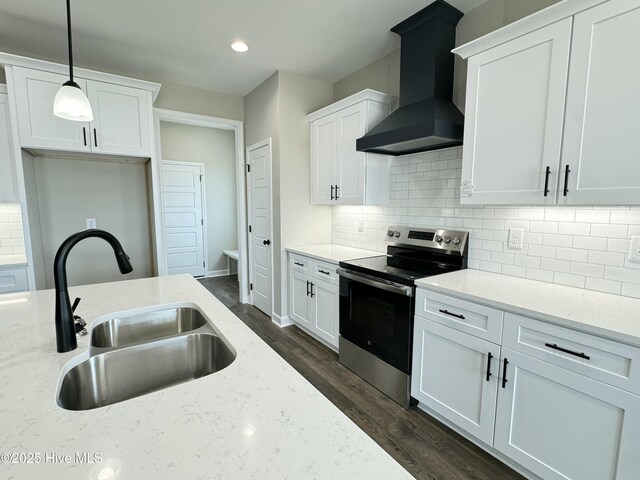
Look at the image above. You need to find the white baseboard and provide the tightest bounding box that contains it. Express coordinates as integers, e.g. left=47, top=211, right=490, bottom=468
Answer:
left=205, top=269, right=230, bottom=278
left=272, top=313, right=294, bottom=328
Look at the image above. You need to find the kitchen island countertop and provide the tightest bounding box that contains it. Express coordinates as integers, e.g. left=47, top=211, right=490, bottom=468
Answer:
left=0, top=275, right=411, bottom=479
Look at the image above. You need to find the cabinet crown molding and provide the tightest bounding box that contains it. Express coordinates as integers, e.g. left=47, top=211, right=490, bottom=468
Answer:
left=453, top=0, right=608, bottom=59
left=305, top=89, right=396, bottom=123
left=0, top=52, right=161, bottom=100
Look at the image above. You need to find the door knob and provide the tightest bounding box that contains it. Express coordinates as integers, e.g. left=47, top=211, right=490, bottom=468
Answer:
left=263, top=239, right=271, bottom=245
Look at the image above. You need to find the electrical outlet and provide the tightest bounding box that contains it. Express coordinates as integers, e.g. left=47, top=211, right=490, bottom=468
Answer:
left=358, top=219, right=365, bottom=232
left=508, top=228, right=524, bottom=250
left=86, top=218, right=97, bottom=229
left=629, top=236, right=640, bottom=263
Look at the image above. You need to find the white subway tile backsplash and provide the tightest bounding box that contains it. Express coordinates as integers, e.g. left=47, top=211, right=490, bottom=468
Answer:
left=575, top=209, right=611, bottom=223
left=621, top=283, right=640, bottom=299
left=558, top=222, right=591, bottom=236
left=588, top=251, right=625, bottom=267
left=610, top=209, right=640, bottom=225
left=573, top=236, right=608, bottom=251
left=332, top=148, right=640, bottom=299
left=585, top=277, right=622, bottom=295
left=0, top=204, right=25, bottom=259
left=554, top=272, right=586, bottom=288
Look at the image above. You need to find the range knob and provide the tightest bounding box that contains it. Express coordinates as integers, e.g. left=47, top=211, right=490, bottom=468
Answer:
left=387, top=230, right=394, bottom=237
left=394, top=231, right=401, bottom=238
left=452, top=236, right=461, bottom=245
left=443, top=236, right=452, bottom=244
left=434, top=235, right=443, bottom=243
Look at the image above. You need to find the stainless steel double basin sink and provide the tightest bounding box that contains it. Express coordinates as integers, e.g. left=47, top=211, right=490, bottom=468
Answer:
left=56, top=306, right=236, bottom=411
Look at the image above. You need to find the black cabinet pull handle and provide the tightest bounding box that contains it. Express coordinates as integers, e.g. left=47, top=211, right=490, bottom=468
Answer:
left=439, top=309, right=465, bottom=320
left=544, top=343, right=590, bottom=360
left=486, top=352, right=493, bottom=382
left=318, top=269, right=330, bottom=275
left=310, top=282, right=315, bottom=298
left=263, top=239, right=271, bottom=246
left=502, top=358, right=509, bottom=388
left=306, top=280, right=310, bottom=296
left=82, top=127, right=87, bottom=146
left=543, top=166, right=550, bottom=196
left=563, top=165, right=570, bottom=196
left=331, top=185, right=334, bottom=200
left=294, top=261, right=304, bottom=267
left=335, top=185, right=340, bottom=200
left=93, top=128, right=98, bottom=147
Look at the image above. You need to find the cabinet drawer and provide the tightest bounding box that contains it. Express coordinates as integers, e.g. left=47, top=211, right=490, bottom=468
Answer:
left=503, top=313, right=640, bottom=395
left=313, top=261, right=338, bottom=285
left=415, top=289, right=503, bottom=344
left=0, top=268, right=28, bottom=293
left=290, top=254, right=311, bottom=273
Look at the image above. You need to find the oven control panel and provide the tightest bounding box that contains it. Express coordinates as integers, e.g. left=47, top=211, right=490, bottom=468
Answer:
left=386, top=226, right=468, bottom=253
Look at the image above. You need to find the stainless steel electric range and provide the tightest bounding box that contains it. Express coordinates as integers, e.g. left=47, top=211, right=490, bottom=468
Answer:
left=337, top=226, right=468, bottom=407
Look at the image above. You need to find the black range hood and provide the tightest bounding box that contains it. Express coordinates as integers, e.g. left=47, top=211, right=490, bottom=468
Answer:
left=356, top=0, right=464, bottom=156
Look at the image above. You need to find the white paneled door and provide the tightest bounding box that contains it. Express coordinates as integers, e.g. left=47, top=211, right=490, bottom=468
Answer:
left=161, top=162, right=205, bottom=277
left=247, top=141, right=273, bottom=317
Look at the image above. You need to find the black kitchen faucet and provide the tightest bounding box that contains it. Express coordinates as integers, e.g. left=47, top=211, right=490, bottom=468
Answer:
left=53, top=229, right=132, bottom=352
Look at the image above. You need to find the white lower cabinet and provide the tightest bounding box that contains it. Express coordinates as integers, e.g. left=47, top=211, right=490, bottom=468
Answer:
left=495, top=348, right=640, bottom=480
left=288, top=254, right=339, bottom=349
left=0, top=267, right=28, bottom=294
left=412, top=316, right=500, bottom=445
left=412, top=288, right=640, bottom=480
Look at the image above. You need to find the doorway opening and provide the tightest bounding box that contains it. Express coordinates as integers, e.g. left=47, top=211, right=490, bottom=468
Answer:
left=153, top=109, right=248, bottom=302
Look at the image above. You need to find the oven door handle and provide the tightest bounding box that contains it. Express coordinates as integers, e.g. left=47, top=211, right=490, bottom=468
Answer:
left=337, top=268, right=413, bottom=297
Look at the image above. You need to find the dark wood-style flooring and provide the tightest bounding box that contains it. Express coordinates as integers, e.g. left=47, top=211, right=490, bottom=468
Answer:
left=199, top=275, right=524, bottom=480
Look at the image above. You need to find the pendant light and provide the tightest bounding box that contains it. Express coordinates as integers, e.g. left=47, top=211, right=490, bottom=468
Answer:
left=53, top=0, right=93, bottom=122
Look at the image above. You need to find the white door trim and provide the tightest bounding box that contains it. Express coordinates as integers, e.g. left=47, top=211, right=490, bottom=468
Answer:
left=246, top=138, right=275, bottom=319
left=161, top=160, right=208, bottom=275
left=152, top=108, right=249, bottom=303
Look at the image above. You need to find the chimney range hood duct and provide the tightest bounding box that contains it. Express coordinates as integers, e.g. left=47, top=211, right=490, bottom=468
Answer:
left=356, top=0, right=464, bottom=156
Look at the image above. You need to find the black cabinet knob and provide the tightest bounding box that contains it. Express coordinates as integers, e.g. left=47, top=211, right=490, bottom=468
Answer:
left=263, top=239, right=271, bottom=246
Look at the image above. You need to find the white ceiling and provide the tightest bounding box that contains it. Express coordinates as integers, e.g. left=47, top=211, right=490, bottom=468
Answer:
left=0, top=0, right=487, bottom=96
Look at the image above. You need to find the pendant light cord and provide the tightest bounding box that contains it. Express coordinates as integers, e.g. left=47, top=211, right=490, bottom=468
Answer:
left=66, top=0, right=74, bottom=83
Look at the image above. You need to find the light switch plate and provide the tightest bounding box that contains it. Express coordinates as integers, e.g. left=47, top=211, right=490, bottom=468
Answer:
left=629, top=236, right=640, bottom=263
left=86, top=218, right=97, bottom=229
left=508, top=228, right=524, bottom=250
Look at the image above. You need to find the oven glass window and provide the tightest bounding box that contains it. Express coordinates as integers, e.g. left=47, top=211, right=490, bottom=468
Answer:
left=340, top=278, right=413, bottom=373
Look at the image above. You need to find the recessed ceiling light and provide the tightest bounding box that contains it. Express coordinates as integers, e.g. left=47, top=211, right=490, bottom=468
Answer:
left=231, top=41, right=249, bottom=53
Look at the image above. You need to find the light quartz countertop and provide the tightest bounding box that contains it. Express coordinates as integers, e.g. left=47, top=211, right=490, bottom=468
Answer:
left=0, top=254, right=27, bottom=267
left=286, top=244, right=382, bottom=264
left=416, top=270, right=640, bottom=347
left=0, top=275, right=411, bottom=480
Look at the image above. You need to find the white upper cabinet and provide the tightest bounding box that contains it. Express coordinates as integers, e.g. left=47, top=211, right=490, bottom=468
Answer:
left=559, top=0, right=640, bottom=205
left=0, top=91, right=18, bottom=203
left=455, top=0, right=640, bottom=205
left=307, top=90, right=395, bottom=206
left=86, top=81, right=151, bottom=157
left=459, top=19, right=571, bottom=205
left=10, top=66, right=153, bottom=158
left=12, top=67, right=90, bottom=152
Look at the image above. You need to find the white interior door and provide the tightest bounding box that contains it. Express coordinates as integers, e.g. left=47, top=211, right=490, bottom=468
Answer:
left=247, top=142, right=273, bottom=317
left=161, top=162, right=205, bottom=276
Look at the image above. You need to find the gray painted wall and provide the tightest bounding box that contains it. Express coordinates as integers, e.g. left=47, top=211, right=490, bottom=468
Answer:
left=155, top=83, right=244, bottom=121
left=243, top=71, right=333, bottom=317
left=159, top=122, right=238, bottom=273
left=26, top=157, right=154, bottom=289
left=333, top=0, right=561, bottom=110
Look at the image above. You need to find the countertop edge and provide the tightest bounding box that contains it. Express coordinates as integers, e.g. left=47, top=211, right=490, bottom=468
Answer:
left=285, top=244, right=382, bottom=265
left=416, top=277, right=640, bottom=349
